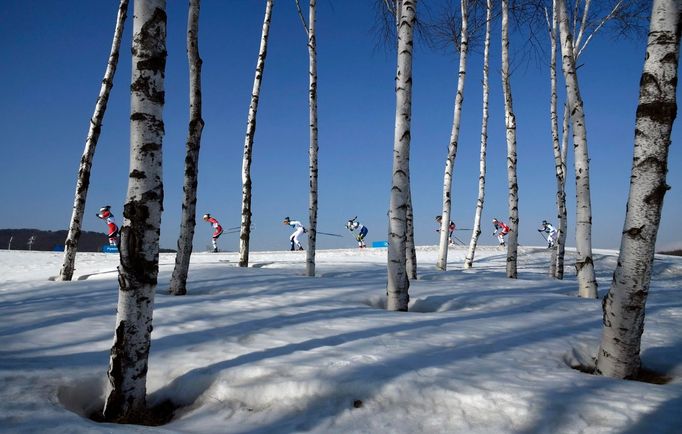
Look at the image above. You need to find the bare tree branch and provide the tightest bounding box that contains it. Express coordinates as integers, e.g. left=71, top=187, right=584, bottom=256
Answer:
left=295, top=0, right=309, bottom=35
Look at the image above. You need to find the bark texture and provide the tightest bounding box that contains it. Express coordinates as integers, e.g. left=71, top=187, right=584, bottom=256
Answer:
left=437, top=0, right=468, bottom=271
left=239, top=0, right=274, bottom=268
left=406, top=183, right=417, bottom=280
left=305, top=0, right=319, bottom=277
left=102, top=0, right=166, bottom=423
left=558, top=0, right=598, bottom=297
left=548, top=0, right=567, bottom=279
left=58, top=0, right=129, bottom=281
left=596, top=0, right=679, bottom=379
left=169, top=0, right=204, bottom=296
left=401, top=0, right=416, bottom=281
left=464, top=0, right=492, bottom=270
left=387, top=0, right=415, bottom=312
left=501, top=0, right=519, bottom=279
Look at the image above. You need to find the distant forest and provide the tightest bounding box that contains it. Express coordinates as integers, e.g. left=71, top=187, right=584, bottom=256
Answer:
left=0, top=229, right=176, bottom=253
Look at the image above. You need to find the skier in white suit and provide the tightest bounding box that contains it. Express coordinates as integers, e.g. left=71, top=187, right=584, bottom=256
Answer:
left=283, top=217, right=305, bottom=251
left=538, top=220, right=559, bottom=248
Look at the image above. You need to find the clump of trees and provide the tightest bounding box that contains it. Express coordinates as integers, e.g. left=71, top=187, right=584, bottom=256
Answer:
left=54, top=0, right=676, bottom=424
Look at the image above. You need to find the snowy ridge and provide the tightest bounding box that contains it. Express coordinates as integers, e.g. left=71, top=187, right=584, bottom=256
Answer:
left=0, top=246, right=681, bottom=433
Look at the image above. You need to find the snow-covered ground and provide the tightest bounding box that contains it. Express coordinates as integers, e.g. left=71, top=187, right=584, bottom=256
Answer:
left=1, top=246, right=681, bottom=433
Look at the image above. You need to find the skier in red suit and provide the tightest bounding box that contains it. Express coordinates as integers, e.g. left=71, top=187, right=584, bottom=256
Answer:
left=96, top=205, right=119, bottom=246
left=492, top=218, right=510, bottom=246
left=202, top=213, right=224, bottom=252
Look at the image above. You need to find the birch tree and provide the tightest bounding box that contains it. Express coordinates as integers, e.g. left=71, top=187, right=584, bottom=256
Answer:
left=464, top=0, right=492, bottom=270
left=557, top=0, right=597, bottom=297
left=295, top=0, right=319, bottom=277
left=547, top=0, right=632, bottom=280
left=546, top=0, right=568, bottom=279
left=501, top=0, right=519, bottom=279
left=239, top=0, right=274, bottom=268
left=596, top=0, right=680, bottom=379
left=387, top=0, right=416, bottom=312
left=397, top=0, right=418, bottom=281
left=436, top=0, right=469, bottom=272
left=306, top=0, right=319, bottom=278
left=102, top=0, right=166, bottom=423
left=169, top=0, right=204, bottom=296
left=58, top=0, right=128, bottom=281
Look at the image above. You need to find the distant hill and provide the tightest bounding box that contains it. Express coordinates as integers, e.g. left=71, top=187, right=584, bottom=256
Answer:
left=0, top=229, right=108, bottom=252
left=0, top=229, right=176, bottom=253
left=658, top=249, right=682, bottom=257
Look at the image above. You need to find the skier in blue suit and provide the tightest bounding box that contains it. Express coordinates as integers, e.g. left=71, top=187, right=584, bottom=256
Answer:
left=346, top=217, right=368, bottom=248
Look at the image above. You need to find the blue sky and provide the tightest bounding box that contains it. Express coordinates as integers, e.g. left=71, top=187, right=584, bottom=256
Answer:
left=0, top=0, right=680, bottom=253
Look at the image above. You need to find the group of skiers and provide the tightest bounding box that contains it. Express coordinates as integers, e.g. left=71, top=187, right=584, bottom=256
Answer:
left=95, top=207, right=227, bottom=253
left=282, top=216, right=368, bottom=251
left=490, top=217, right=558, bottom=248
left=95, top=206, right=558, bottom=253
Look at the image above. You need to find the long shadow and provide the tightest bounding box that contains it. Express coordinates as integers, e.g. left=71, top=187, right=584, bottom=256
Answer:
left=150, top=306, right=382, bottom=353
left=4, top=249, right=678, bottom=432
left=151, top=296, right=597, bottom=420
left=514, top=338, right=682, bottom=433
left=0, top=282, right=115, bottom=309
left=619, top=390, right=682, bottom=434
left=514, top=376, right=617, bottom=434
left=0, top=348, right=109, bottom=370
left=215, top=311, right=601, bottom=434
left=516, top=364, right=682, bottom=433
left=0, top=280, right=117, bottom=339
left=0, top=305, right=116, bottom=338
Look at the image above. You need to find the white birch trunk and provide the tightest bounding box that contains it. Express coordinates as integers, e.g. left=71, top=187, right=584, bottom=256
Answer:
left=102, top=0, right=166, bottom=423
left=239, top=0, right=273, bottom=268
left=387, top=0, right=415, bottom=312
left=464, top=0, right=492, bottom=270
left=169, top=0, right=203, bottom=296
left=386, top=0, right=417, bottom=280
left=406, top=183, right=417, bottom=280
left=437, top=0, right=469, bottom=271
left=57, top=0, right=128, bottom=281
left=548, top=0, right=567, bottom=279
left=596, top=0, right=679, bottom=379
left=501, top=0, right=519, bottom=279
left=557, top=103, right=570, bottom=277
left=558, top=0, right=598, bottom=297
left=305, top=0, right=319, bottom=277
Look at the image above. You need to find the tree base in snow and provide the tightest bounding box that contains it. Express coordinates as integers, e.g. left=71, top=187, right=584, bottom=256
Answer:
left=570, top=363, right=671, bottom=385
left=88, top=399, right=178, bottom=426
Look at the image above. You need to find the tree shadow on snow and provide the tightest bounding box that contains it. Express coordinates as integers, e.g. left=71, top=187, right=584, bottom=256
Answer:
left=222, top=311, right=600, bottom=433
left=147, top=296, right=599, bottom=430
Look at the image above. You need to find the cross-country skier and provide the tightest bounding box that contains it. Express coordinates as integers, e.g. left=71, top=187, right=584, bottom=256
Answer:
left=435, top=215, right=456, bottom=245
left=538, top=220, right=559, bottom=248
left=283, top=217, right=305, bottom=251
left=202, top=213, right=223, bottom=253
left=346, top=217, right=368, bottom=248
left=492, top=218, right=510, bottom=246
left=96, top=205, right=119, bottom=246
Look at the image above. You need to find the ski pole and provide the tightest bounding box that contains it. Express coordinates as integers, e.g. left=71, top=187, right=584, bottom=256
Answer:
left=226, top=224, right=255, bottom=231
left=316, top=231, right=343, bottom=237
left=224, top=228, right=246, bottom=235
